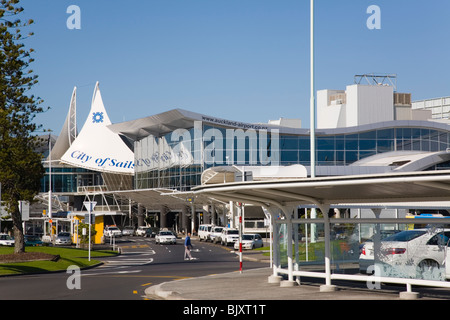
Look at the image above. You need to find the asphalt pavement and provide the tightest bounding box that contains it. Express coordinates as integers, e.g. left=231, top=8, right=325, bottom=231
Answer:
left=144, top=247, right=448, bottom=300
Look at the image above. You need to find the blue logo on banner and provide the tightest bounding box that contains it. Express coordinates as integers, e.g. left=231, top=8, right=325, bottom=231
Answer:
left=92, top=112, right=104, bottom=123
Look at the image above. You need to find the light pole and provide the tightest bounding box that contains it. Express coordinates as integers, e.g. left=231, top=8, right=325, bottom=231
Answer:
left=309, top=0, right=318, bottom=244
left=310, top=0, right=315, bottom=179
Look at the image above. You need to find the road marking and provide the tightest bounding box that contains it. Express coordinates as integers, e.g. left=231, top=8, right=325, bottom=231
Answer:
left=141, top=282, right=152, bottom=287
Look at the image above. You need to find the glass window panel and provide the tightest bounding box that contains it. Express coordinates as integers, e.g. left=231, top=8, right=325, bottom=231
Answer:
left=359, top=151, right=376, bottom=160
left=430, top=130, right=439, bottom=141
left=317, top=138, right=335, bottom=150
left=377, top=140, right=394, bottom=152
left=439, top=132, right=448, bottom=144
left=335, top=139, right=345, bottom=150
left=402, top=139, right=412, bottom=151
left=377, top=129, right=394, bottom=139
left=359, top=139, right=376, bottom=151
left=413, top=140, right=421, bottom=150
left=359, top=131, right=376, bottom=139
left=318, top=151, right=334, bottom=163
left=430, top=141, right=439, bottom=152
left=402, top=128, right=412, bottom=139
left=420, top=129, right=430, bottom=140
left=281, top=136, right=299, bottom=149
left=299, top=150, right=310, bottom=162
left=281, top=150, right=298, bottom=163
left=396, top=139, right=403, bottom=151
left=345, top=151, right=358, bottom=163
left=345, top=139, right=358, bottom=150
left=412, top=128, right=421, bottom=139
left=345, top=133, right=358, bottom=140
left=299, top=137, right=310, bottom=149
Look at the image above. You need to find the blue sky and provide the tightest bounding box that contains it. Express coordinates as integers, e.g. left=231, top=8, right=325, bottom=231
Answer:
left=17, top=0, right=450, bottom=134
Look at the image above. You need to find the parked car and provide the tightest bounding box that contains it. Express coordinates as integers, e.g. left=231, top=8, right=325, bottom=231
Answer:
left=220, top=228, right=239, bottom=246
left=25, top=235, right=43, bottom=246
left=359, top=228, right=450, bottom=280
left=136, top=226, right=151, bottom=237
left=0, top=233, right=14, bottom=246
left=55, top=232, right=72, bottom=245
left=122, top=226, right=135, bottom=236
left=208, top=226, right=223, bottom=243
left=198, top=224, right=214, bottom=241
left=155, top=230, right=177, bottom=245
left=104, top=226, right=122, bottom=237
left=234, top=234, right=264, bottom=250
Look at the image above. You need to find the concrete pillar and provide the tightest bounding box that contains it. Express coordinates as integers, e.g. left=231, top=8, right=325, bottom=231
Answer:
left=160, top=205, right=168, bottom=229
left=211, top=203, right=216, bottom=225
left=202, top=204, right=210, bottom=224
left=137, top=204, right=145, bottom=227
left=181, top=205, right=189, bottom=234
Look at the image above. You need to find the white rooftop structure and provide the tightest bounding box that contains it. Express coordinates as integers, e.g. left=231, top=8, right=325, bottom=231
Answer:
left=60, top=82, right=134, bottom=175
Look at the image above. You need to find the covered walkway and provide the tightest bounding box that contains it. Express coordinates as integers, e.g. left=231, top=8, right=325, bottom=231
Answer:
left=190, top=170, right=450, bottom=298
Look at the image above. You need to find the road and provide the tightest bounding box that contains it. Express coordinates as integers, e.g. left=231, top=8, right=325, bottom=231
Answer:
left=0, top=236, right=266, bottom=300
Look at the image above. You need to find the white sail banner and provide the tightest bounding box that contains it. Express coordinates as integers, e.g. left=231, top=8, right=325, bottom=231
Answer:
left=61, top=82, right=134, bottom=174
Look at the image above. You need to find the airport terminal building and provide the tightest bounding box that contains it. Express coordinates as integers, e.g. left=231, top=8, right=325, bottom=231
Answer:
left=31, top=76, right=450, bottom=242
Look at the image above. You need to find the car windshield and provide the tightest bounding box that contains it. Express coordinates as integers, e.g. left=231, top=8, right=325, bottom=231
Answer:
left=214, top=228, right=223, bottom=232
left=228, top=230, right=239, bottom=235
left=160, top=232, right=172, bottom=236
left=242, top=235, right=254, bottom=240
left=383, top=230, right=427, bottom=242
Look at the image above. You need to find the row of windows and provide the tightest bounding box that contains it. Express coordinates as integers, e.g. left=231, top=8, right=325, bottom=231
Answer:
left=41, top=171, right=103, bottom=193
left=132, top=125, right=450, bottom=190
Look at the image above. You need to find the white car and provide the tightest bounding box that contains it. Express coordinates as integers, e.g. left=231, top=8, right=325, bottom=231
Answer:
left=234, top=234, right=264, bottom=250
left=104, top=226, right=122, bottom=237
left=359, top=228, right=450, bottom=280
left=55, top=232, right=72, bottom=245
left=198, top=224, right=213, bottom=241
left=220, top=228, right=239, bottom=246
left=136, top=226, right=151, bottom=237
left=208, top=226, right=223, bottom=243
left=122, top=226, right=135, bottom=236
left=155, top=230, right=177, bottom=245
left=0, top=233, right=14, bottom=246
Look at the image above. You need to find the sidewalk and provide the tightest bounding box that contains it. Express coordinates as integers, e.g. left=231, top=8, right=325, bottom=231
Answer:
left=144, top=250, right=433, bottom=300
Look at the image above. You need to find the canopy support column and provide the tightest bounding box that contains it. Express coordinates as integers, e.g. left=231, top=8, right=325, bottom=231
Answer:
left=319, top=204, right=337, bottom=292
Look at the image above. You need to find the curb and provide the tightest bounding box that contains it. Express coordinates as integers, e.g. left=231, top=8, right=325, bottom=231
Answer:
left=145, top=281, right=186, bottom=300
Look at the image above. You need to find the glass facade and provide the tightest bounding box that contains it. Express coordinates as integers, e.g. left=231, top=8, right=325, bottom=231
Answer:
left=41, top=167, right=104, bottom=193
left=134, top=121, right=450, bottom=191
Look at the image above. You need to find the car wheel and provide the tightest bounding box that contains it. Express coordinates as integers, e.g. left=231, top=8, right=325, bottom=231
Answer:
left=417, top=260, right=440, bottom=280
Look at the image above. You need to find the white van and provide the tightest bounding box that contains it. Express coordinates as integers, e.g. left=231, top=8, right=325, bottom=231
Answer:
left=198, top=224, right=214, bottom=241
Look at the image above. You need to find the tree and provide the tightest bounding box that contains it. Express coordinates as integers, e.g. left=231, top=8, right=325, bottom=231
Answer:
left=0, top=0, right=46, bottom=253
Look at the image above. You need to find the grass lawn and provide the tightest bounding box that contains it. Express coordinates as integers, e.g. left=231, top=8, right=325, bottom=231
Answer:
left=0, top=246, right=118, bottom=276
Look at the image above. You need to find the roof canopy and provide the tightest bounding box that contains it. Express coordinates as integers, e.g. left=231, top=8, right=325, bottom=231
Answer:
left=191, top=170, right=450, bottom=210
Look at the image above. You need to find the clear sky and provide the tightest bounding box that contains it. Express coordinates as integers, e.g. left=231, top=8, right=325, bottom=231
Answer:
left=16, top=0, right=450, bottom=134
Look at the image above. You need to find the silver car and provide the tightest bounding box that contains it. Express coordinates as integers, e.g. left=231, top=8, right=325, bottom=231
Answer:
left=55, top=232, right=72, bottom=245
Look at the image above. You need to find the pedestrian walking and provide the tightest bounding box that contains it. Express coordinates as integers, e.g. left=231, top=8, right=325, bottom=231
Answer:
left=184, top=232, right=196, bottom=260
